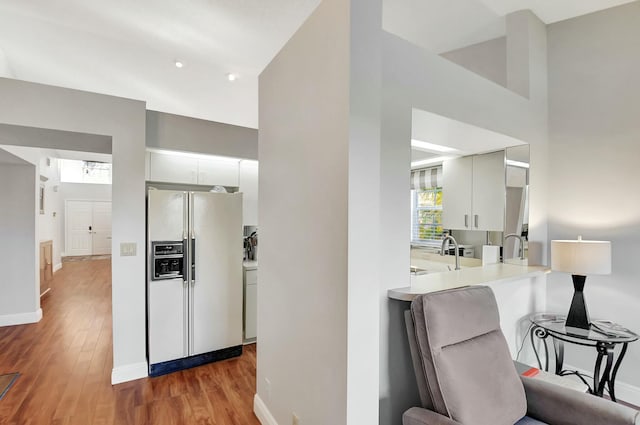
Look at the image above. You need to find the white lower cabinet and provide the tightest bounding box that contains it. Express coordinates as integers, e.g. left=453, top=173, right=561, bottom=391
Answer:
left=244, top=268, right=257, bottom=342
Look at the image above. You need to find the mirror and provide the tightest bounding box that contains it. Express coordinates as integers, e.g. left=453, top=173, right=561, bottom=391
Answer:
left=503, top=145, right=530, bottom=264
left=409, top=108, right=530, bottom=273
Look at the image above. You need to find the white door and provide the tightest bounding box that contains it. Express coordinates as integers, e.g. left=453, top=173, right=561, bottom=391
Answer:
left=66, top=200, right=113, bottom=256
left=66, top=201, right=93, bottom=256
left=92, top=201, right=112, bottom=255
left=190, top=192, right=243, bottom=356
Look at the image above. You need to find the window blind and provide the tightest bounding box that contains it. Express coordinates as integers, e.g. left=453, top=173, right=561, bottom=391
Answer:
left=410, top=166, right=442, bottom=190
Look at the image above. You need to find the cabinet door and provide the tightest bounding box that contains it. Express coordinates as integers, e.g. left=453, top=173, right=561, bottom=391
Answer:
left=239, top=160, right=258, bottom=225
left=472, top=151, right=505, bottom=231
left=197, top=158, right=239, bottom=186
left=244, top=269, right=257, bottom=341
left=442, top=156, right=473, bottom=230
left=149, top=152, right=198, bottom=184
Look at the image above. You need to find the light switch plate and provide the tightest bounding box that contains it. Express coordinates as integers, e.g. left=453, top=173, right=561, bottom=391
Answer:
left=120, top=242, right=137, bottom=257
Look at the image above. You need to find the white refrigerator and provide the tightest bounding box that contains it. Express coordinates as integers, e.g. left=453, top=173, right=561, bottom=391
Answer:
left=147, top=189, right=243, bottom=376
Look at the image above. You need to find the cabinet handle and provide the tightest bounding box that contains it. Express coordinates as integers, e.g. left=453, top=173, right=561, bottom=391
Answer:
left=474, top=215, right=479, bottom=228
left=464, top=214, right=469, bottom=228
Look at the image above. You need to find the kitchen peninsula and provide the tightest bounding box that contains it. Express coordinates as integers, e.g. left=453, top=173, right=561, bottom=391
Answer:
left=389, top=262, right=549, bottom=301
left=388, top=262, right=550, bottom=369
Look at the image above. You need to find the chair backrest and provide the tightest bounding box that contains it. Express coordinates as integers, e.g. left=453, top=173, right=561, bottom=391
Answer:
left=407, top=286, right=527, bottom=425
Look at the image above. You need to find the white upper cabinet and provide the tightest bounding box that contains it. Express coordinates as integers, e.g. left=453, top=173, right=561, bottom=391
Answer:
left=197, top=158, right=239, bottom=187
left=239, top=160, right=259, bottom=225
left=149, top=151, right=198, bottom=184
left=148, top=150, right=241, bottom=187
left=442, top=156, right=473, bottom=230
left=442, top=151, right=505, bottom=231
left=471, top=151, right=506, bottom=231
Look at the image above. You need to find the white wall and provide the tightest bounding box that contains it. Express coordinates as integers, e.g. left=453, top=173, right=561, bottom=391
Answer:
left=0, top=146, right=64, bottom=270
left=379, top=10, right=548, bottom=424
left=0, top=151, right=38, bottom=325
left=0, top=77, right=147, bottom=384
left=59, top=182, right=112, bottom=256
left=547, top=1, right=640, bottom=399
left=441, top=37, right=507, bottom=88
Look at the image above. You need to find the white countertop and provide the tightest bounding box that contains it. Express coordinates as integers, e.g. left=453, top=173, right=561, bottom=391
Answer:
left=388, top=263, right=550, bottom=302
left=243, top=260, right=258, bottom=270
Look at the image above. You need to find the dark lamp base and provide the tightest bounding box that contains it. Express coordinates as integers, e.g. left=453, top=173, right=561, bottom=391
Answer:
left=566, top=274, right=590, bottom=330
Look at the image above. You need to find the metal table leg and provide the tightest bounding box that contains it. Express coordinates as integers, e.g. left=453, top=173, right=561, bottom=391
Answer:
left=608, top=343, right=629, bottom=402
left=553, top=337, right=565, bottom=375
left=594, top=343, right=615, bottom=398
left=531, top=326, right=549, bottom=371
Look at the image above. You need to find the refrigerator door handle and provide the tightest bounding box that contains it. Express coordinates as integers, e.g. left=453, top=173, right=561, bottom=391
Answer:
left=189, top=191, right=195, bottom=240
left=182, top=192, right=188, bottom=240
left=182, top=238, right=189, bottom=284
left=191, top=238, right=196, bottom=283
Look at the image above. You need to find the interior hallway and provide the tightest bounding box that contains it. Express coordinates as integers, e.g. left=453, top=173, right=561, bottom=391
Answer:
left=0, top=259, right=259, bottom=425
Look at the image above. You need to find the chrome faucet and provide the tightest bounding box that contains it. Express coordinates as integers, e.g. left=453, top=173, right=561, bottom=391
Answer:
left=504, top=233, right=525, bottom=260
left=440, top=235, right=461, bottom=271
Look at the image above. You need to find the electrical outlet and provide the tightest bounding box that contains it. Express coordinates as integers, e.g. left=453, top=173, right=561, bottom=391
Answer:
left=292, top=413, right=300, bottom=425
left=265, top=378, right=271, bottom=401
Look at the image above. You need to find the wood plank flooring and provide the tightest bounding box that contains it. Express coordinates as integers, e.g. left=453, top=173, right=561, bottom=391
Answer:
left=0, top=259, right=260, bottom=425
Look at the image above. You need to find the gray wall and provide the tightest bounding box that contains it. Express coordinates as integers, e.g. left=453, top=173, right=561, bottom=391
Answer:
left=0, top=152, right=36, bottom=321
left=379, top=10, right=548, bottom=423
left=0, top=77, right=147, bottom=384
left=146, top=110, right=258, bottom=160
left=257, top=0, right=383, bottom=422
left=547, top=1, right=640, bottom=393
left=258, top=0, right=350, bottom=423
left=441, top=37, right=507, bottom=88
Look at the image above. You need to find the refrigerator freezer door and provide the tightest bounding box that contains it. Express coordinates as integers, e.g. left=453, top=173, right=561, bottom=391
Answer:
left=148, top=190, right=188, bottom=365
left=147, top=190, right=187, bottom=241
left=190, top=192, right=243, bottom=356
left=148, top=278, right=187, bottom=364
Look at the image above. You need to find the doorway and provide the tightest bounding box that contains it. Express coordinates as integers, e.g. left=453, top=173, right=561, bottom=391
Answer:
left=65, top=200, right=112, bottom=256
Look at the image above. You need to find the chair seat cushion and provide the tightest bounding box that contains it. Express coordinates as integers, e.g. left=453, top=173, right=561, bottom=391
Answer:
left=515, top=416, right=548, bottom=424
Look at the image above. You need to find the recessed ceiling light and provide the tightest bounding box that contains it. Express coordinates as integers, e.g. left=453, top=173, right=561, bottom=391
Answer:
left=227, top=73, right=237, bottom=82
left=175, top=61, right=184, bottom=68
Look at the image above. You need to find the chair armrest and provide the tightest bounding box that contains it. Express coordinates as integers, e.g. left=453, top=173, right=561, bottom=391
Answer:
left=403, top=407, right=463, bottom=425
left=522, top=376, right=640, bottom=425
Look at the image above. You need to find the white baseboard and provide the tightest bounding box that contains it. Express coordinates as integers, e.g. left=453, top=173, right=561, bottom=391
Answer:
left=111, top=362, right=148, bottom=385
left=0, top=308, right=42, bottom=327
left=254, top=394, right=278, bottom=425
left=564, top=363, right=640, bottom=406
left=54, top=263, right=62, bottom=272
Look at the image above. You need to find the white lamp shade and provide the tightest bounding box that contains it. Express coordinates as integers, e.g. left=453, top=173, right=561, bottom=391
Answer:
left=551, top=239, right=611, bottom=275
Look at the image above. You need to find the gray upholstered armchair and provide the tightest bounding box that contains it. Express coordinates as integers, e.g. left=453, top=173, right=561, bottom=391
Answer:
left=404, top=285, right=639, bottom=425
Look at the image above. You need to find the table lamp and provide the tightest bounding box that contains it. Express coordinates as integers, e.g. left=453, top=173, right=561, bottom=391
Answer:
left=551, top=236, right=611, bottom=330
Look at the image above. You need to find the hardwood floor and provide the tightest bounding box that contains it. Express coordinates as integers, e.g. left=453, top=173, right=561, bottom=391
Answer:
left=0, top=259, right=260, bottom=425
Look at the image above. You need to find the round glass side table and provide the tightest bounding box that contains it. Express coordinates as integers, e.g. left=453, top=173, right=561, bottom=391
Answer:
left=529, top=313, right=638, bottom=402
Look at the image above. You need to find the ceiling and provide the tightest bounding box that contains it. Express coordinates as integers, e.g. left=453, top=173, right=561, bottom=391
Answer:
left=0, top=0, right=634, bottom=130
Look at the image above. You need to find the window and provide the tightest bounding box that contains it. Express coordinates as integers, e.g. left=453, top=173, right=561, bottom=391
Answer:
left=60, top=159, right=112, bottom=184
left=411, top=186, right=444, bottom=243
